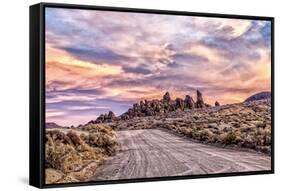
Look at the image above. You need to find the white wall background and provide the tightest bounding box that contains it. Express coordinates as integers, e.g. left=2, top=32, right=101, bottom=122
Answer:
left=0, top=0, right=279, bottom=190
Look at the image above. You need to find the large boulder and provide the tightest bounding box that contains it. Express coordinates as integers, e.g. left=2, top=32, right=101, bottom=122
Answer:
left=215, top=101, right=220, bottom=106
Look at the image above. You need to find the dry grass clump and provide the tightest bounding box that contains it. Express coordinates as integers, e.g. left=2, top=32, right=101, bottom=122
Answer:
left=85, top=132, right=117, bottom=156
left=45, top=125, right=118, bottom=184
left=222, top=132, right=238, bottom=144
left=81, top=123, right=118, bottom=155
left=81, top=123, right=114, bottom=135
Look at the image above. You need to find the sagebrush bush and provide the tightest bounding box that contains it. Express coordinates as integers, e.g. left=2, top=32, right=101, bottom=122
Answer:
left=45, top=126, right=118, bottom=184
left=222, top=132, right=237, bottom=144
left=87, top=133, right=111, bottom=147
left=82, top=123, right=114, bottom=136
left=198, top=129, right=214, bottom=142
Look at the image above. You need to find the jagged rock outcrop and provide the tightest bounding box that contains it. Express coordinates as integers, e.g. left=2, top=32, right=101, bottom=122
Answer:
left=119, top=90, right=213, bottom=120
left=94, top=111, right=117, bottom=123
left=108, top=111, right=116, bottom=119
left=195, top=90, right=205, bottom=108
left=163, top=92, right=171, bottom=103
left=215, top=101, right=220, bottom=106
left=175, top=98, right=184, bottom=111
left=93, top=90, right=215, bottom=123
left=184, top=95, right=195, bottom=109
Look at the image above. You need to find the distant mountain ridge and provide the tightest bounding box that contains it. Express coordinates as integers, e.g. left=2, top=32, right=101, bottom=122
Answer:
left=46, top=122, right=63, bottom=129
left=244, top=91, right=271, bottom=102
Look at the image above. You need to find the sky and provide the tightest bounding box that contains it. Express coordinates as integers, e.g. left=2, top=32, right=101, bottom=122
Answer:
left=45, top=7, right=271, bottom=126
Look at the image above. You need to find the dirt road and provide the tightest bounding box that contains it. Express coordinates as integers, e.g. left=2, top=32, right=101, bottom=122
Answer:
left=92, top=129, right=271, bottom=180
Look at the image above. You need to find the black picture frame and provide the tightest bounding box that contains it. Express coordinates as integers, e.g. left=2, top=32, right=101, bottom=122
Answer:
left=30, top=2, right=275, bottom=189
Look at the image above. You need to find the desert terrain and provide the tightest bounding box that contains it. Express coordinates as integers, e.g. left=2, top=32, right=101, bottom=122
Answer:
left=45, top=91, right=271, bottom=184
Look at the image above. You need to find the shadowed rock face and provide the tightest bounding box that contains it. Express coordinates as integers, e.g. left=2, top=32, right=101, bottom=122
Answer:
left=195, top=90, right=205, bottom=108
left=175, top=98, right=184, bottom=111
left=94, top=111, right=117, bottom=123
left=163, top=92, right=171, bottom=103
left=184, top=95, right=195, bottom=109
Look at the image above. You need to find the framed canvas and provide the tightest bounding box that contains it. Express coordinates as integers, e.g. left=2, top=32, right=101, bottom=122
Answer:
left=29, top=2, right=274, bottom=188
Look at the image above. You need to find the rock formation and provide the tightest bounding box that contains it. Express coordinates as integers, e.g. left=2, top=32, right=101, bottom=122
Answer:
left=184, top=95, right=195, bottom=109
left=195, top=90, right=205, bottom=108
left=175, top=98, right=184, bottom=111
left=94, top=90, right=215, bottom=123
left=215, top=101, right=220, bottom=106
left=119, top=90, right=212, bottom=120
left=163, top=92, right=171, bottom=103
left=94, top=111, right=117, bottom=123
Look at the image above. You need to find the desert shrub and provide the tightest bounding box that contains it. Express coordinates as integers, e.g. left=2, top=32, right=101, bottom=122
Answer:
left=241, top=135, right=256, bottom=149
left=198, top=129, right=214, bottom=142
left=81, top=123, right=118, bottom=155
left=66, top=131, right=83, bottom=146
left=82, top=123, right=114, bottom=136
left=79, top=133, right=87, bottom=141
left=45, top=142, right=76, bottom=171
left=46, top=130, right=72, bottom=145
left=182, top=128, right=193, bottom=138
left=45, top=127, right=119, bottom=184
left=86, top=132, right=115, bottom=147
left=86, top=132, right=117, bottom=155
left=240, top=125, right=254, bottom=133
left=222, top=132, right=237, bottom=144
left=256, top=121, right=266, bottom=128
left=45, top=129, right=114, bottom=173
left=263, top=131, right=271, bottom=146
left=45, top=168, right=64, bottom=184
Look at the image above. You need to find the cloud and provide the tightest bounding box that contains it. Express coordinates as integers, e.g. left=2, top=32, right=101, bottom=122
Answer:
left=122, top=65, right=152, bottom=74
left=45, top=7, right=271, bottom=126
left=172, top=52, right=209, bottom=65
